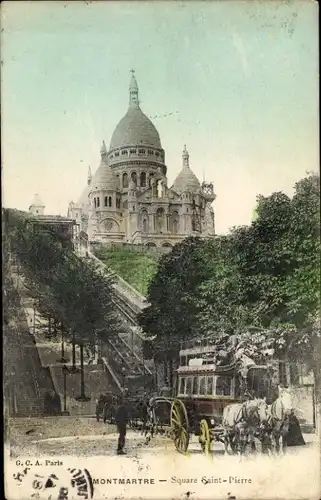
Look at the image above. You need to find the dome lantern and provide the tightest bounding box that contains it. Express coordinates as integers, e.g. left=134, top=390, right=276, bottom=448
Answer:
left=182, top=144, right=189, bottom=168
left=129, top=69, right=139, bottom=108
left=109, top=71, right=162, bottom=151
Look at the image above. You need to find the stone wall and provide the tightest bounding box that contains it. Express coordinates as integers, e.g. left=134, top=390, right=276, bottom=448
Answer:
left=90, top=241, right=170, bottom=259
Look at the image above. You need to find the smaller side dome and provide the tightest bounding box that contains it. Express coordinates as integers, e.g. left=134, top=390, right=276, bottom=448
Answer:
left=172, top=145, right=201, bottom=194
left=29, top=193, right=45, bottom=215
left=90, top=142, right=119, bottom=192
left=30, top=193, right=45, bottom=208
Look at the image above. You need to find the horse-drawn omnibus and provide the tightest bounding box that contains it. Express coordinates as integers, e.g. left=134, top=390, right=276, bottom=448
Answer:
left=146, top=337, right=275, bottom=454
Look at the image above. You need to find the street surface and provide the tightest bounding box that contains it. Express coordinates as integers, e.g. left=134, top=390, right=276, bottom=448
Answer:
left=6, top=417, right=320, bottom=499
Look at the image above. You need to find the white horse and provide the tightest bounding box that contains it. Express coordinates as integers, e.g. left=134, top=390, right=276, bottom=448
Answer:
left=222, top=398, right=266, bottom=456
left=257, top=386, right=295, bottom=454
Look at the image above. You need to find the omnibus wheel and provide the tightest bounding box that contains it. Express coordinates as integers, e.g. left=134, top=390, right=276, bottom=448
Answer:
left=199, top=419, right=211, bottom=455
left=170, top=399, right=190, bottom=454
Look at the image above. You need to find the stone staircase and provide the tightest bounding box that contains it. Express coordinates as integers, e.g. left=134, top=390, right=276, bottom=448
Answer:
left=8, top=250, right=156, bottom=417
left=86, top=251, right=156, bottom=392
left=4, top=276, right=55, bottom=417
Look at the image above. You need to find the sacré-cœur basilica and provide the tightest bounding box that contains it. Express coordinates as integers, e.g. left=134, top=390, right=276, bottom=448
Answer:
left=66, top=71, right=216, bottom=248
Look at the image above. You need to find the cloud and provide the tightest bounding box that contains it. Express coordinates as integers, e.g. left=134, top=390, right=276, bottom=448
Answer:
left=232, top=32, right=250, bottom=78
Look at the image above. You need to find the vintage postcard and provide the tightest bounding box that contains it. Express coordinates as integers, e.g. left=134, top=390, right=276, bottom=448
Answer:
left=2, top=1, right=320, bottom=499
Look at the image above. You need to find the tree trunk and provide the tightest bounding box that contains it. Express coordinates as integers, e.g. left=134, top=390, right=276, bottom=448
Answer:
left=154, top=359, right=158, bottom=392
left=80, top=343, right=85, bottom=398
left=313, top=367, right=321, bottom=435
left=169, top=358, right=174, bottom=390
left=72, top=331, right=76, bottom=370
left=163, top=359, right=168, bottom=385
left=61, top=323, right=65, bottom=361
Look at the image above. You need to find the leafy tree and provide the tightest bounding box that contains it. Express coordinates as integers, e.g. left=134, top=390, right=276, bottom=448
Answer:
left=138, top=237, right=211, bottom=381
left=7, top=210, right=119, bottom=399
left=139, top=174, right=320, bottom=397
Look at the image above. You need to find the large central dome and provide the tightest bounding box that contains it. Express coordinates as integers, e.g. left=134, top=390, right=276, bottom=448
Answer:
left=109, top=71, right=162, bottom=151
left=110, top=107, right=161, bottom=150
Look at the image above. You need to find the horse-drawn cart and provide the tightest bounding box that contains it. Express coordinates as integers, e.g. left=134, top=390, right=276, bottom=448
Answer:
left=146, top=338, right=277, bottom=455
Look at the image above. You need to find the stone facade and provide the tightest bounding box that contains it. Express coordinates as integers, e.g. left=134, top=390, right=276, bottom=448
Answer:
left=68, top=72, right=216, bottom=248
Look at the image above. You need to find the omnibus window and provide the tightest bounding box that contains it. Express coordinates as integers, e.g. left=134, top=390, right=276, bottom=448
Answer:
left=192, top=377, right=198, bottom=395
left=216, top=376, right=231, bottom=396
left=207, top=376, right=214, bottom=395
left=179, top=378, right=186, bottom=395
left=186, top=377, right=192, bottom=395
left=199, top=376, right=206, bottom=395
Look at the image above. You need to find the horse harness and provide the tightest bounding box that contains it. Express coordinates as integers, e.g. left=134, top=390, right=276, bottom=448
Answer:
left=235, top=402, right=259, bottom=425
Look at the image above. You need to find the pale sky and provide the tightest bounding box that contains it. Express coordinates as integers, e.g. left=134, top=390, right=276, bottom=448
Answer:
left=1, top=1, right=319, bottom=234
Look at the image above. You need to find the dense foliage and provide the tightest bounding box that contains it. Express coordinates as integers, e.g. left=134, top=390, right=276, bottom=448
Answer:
left=138, top=173, right=320, bottom=392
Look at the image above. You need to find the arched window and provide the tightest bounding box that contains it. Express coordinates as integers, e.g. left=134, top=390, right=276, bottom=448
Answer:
left=116, top=198, right=121, bottom=209
left=122, top=173, right=128, bottom=188
left=156, top=207, right=165, bottom=232
left=170, top=211, right=179, bottom=234
left=116, top=175, right=120, bottom=188
left=108, top=196, right=112, bottom=207
left=146, top=241, right=156, bottom=247
left=123, top=200, right=128, bottom=209
left=131, top=172, right=137, bottom=186
left=94, top=198, right=96, bottom=208
left=121, top=149, right=128, bottom=156
left=97, top=197, right=100, bottom=208
left=104, top=197, right=108, bottom=207
left=162, top=242, right=172, bottom=248
left=140, top=172, right=146, bottom=187
left=140, top=209, right=149, bottom=233
left=192, top=216, right=199, bottom=232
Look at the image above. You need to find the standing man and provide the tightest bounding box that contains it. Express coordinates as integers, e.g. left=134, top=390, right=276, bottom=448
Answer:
left=140, top=392, right=150, bottom=435
left=115, top=388, right=129, bottom=455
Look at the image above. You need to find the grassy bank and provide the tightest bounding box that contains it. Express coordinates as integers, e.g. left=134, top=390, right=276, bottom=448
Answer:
left=93, top=246, right=158, bottom=297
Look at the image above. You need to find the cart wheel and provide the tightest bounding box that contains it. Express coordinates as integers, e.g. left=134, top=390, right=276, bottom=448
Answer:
left=199, top=419, right=211, bottom=455
left=170, top=399, right=189, bottom=454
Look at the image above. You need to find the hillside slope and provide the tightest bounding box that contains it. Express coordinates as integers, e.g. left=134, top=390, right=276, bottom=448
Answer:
left=93, top=246, right=158, bottom=297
